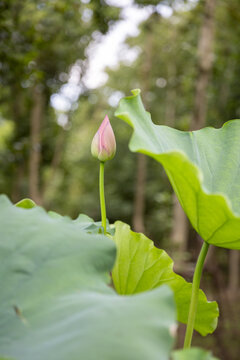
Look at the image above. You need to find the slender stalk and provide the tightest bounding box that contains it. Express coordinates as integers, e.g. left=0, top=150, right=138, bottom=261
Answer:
left=99, top=161, right=107, bottom=234
left=183, top=241, right=210, bottom=349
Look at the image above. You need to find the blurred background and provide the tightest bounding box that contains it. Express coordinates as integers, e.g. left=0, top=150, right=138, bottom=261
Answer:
left=1, top=0, right=240, bottom=358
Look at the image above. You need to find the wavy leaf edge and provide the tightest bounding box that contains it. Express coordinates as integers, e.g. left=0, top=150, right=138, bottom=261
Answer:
left=115, top=89, right=240, bottom=249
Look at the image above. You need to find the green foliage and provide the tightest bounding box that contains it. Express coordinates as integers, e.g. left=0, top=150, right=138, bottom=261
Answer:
left=115, top=89, right=240, bottom=249
left=0, top=195, right=176, bottom=360
left=0, top=0, right=120, bottom=199
left=112, top=221, right=218, bottom=336
left=172, top=347, right=219, bottom=360
left=0, top=0, right=119, bottom=88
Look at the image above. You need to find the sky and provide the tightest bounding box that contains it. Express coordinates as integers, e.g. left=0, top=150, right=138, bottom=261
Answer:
left=50, top=0, right=174, bottom=116
left=83, top=1, right=173, bottom=89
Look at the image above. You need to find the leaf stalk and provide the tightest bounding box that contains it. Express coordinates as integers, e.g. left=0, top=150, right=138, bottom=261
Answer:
left=99, top=161, right=107, bottom=234
left=183, top=241, right=210, bottom=348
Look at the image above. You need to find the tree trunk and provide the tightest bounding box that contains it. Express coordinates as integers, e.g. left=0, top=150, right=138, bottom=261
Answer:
left=10, top=85, right=25, bottom=202
left=29, top=86, right=44, bottom=205
left=42, top=129, right=65, bottom=207
left=205, top=246, right=234, bottom=360
left=165, top=61, right=176, bottom=128
left=171, top=194, right=188, bottom=252
left=11, top=163, right=25, bottom=203
left=133, top=153, right=147, bottom=233
left=191, top=0, right=217, bottom=131
left=228, top=250, right=239, bottom=302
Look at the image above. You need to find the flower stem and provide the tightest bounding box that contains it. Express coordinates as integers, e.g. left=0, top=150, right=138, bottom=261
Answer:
left=99, top=161, right=107, bottom=234
left=183, top=241, right=210, bottom=349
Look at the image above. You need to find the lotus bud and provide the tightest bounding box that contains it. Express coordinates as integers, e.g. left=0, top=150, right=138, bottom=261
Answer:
left=91, top=115, right=116, bottom=162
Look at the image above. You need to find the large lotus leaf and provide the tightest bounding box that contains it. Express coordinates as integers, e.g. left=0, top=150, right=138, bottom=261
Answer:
left=112, top=221, right=218, bottom=336
left=15, top=198, right=113, bottom=234
left=115, top=89, right=240, bottom=250
left=74, top=214, right=114, bottom=235
left=172, top=348, right=219, bottom=360
left=0, top=195, right=176, bottom=360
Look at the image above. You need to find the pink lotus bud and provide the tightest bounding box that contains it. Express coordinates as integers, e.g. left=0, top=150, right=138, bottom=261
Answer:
left=91, top=115, right=116, bottom=162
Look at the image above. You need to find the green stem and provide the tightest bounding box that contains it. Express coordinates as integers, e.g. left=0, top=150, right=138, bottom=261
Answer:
left=99, top=161, right=107, bottom=234
left=183, top=241, right=210, bottom=349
